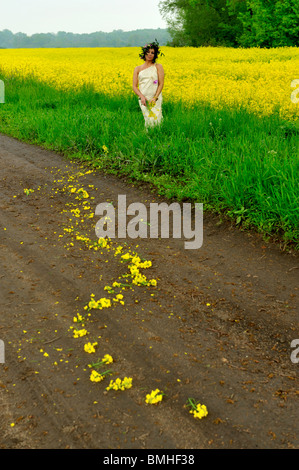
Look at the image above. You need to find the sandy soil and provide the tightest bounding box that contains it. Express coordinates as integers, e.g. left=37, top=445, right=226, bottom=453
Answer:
left=0, top=133, right=298, bottom=449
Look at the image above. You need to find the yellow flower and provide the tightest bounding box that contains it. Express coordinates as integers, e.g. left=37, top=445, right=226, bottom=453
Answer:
left=73, top=313, right=84, bottom=323
left=84, top=342, right=98, bottom=353
left=89, top=370, right=105, bottom=382
left=73, top=328, right=88, bottom=338
left=187, top=398, right=208, bottom=419
left=190, top=403, right=208, bottom=419
left=114, top=246, right=123, bottom=255
left=98, top=237, right=108, bottom=248
left=87, top=295, right=111, bottom=310
left=131, top=255, right=141, bottom=265
left=102, top=354, right=113, bottom=364
left=24, top=188, right=34, bottom=195
left=138, top=260, right=152, bottom=269
left=145, top=389, right=164, bottom=405
left=106, top=377, right=132, bottom=391
left=76, top=188, right=89, bottom=199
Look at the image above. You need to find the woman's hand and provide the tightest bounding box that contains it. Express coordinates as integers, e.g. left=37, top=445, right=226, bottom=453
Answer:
left=140, top=95, right=147, bottom=106
left=149, top=97, right=157, bottom=106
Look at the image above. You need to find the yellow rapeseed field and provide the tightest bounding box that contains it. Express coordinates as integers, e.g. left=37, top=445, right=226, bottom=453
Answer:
left=0, top=46, right=298, bottom=120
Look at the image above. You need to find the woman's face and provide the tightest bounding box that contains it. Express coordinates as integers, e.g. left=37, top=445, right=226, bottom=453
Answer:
left=145, top=48, right=155, bottom=62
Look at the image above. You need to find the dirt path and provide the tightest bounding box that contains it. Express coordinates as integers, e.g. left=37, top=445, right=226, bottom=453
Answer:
left=0, top=133, right=298, bottom=450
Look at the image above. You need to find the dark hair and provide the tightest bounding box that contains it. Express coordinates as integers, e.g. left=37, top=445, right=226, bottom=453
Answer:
left=139, top=39, right=164, bottom=63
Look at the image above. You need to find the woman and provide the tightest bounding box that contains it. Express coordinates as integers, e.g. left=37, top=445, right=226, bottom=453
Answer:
left=133, top=40, right=164, bottom=128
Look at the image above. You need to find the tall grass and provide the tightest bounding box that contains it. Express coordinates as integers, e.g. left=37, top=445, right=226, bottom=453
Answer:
left=0, top=72, right=298, bottom=247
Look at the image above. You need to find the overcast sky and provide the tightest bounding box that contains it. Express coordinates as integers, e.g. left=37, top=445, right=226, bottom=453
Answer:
left=0, top=0, right=167, bottom=35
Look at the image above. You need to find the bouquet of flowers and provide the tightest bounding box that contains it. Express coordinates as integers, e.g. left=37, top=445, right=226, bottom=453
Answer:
left=145, top=99, right=157, bottom=119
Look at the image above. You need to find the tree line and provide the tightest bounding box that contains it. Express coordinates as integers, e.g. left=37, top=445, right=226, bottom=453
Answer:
left=0, top=28, right=170, bottom=49
left=159, top=0, right=299, bottom=47
left=1, top=1, right=298, bottom=50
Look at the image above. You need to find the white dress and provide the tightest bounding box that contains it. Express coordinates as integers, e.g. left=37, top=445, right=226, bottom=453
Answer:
left=138, top=64, right=163, bottom=127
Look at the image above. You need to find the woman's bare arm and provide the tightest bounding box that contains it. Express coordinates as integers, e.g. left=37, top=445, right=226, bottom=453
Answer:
left=151, top=64, right=164, bottom=103
left=156, top=64, right=164, bottom=97
left=133, top=67, right=146, bottom=105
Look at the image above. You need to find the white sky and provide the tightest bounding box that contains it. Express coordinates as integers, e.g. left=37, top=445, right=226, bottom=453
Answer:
left=0, top=0, right=167, bottom=35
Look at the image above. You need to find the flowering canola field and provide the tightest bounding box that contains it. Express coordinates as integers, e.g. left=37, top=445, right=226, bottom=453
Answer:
left=0, top=46, right=298, bottom=121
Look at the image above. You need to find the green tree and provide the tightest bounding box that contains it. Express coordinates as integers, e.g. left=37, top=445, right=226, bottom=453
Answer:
left=236, top=0, right=299, bottom=47
left=159, top=0, right=299, bottom=47
left=0, top=29, right=14, bottom=48
left=0, top=29, right=170, bottom=49
left=159, top=0, right=244, bottom=46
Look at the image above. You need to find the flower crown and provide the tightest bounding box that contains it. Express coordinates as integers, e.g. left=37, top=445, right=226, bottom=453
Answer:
left=139, top=39, right=165, bottom=61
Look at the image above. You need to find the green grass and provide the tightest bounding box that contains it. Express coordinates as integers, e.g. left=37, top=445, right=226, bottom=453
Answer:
left=0, top=72, right=298, bottom=248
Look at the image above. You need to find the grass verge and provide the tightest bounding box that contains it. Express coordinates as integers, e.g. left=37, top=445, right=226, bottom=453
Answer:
left=0, top=72, right=298, bottom=248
